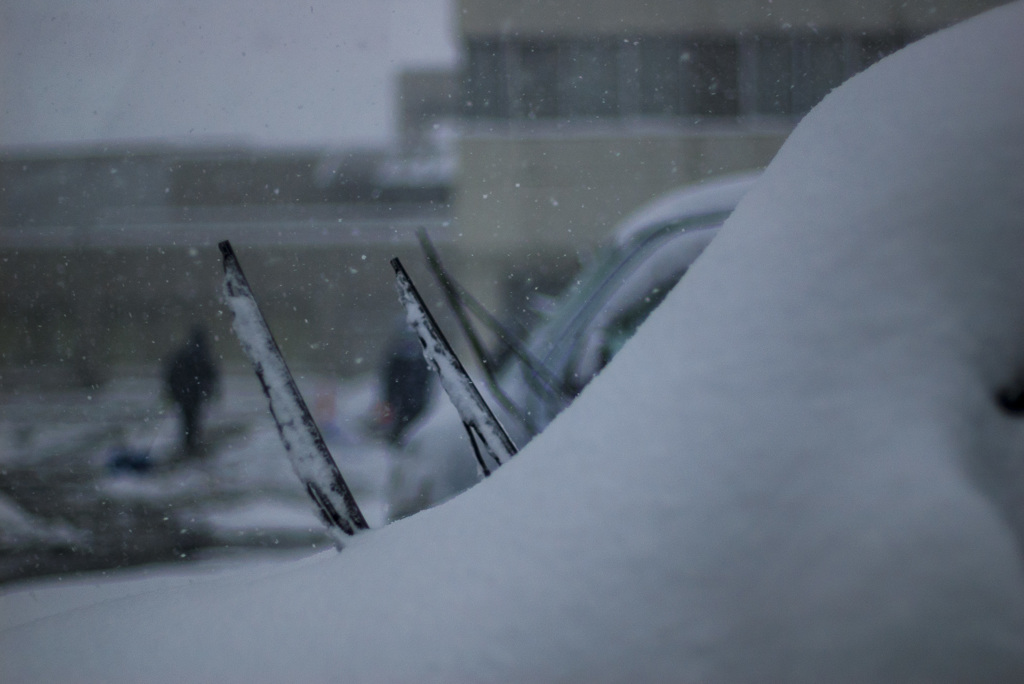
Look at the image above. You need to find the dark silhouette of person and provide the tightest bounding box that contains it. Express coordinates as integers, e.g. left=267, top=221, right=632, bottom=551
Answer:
left=164, top=325, right=219, bottom=455
left=380, top=324, right=431, bottom=444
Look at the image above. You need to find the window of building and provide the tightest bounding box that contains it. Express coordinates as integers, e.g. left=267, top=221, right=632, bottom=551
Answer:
left=752, top=35, right=850, bottom=115
left=638, top=37, right=687, bottom=116
left=516, top=41, right=560, bottom=119
left=859, top=32, right=911, bottom=70
left=792, top=36, right=846, bottom=114
left=464, top=39, right=510, bottom=118
left=561, top=39, right=620, bottom=118
left=462, top=31, right=915, bottom=123
left=753, top=36, right=793, bottom=115
left=688, top=39, right=740, bottom=116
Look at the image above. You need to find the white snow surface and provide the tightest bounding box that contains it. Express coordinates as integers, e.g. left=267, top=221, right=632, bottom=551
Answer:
left=3, top=3, right=1024, bottom=681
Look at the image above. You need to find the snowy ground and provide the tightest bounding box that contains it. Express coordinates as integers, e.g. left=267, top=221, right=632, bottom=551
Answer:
left=0, top=368, right=396, bottom=587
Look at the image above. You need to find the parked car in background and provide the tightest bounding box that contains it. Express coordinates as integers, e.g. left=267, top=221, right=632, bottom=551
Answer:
left=388, top=171, right=761, bottom=520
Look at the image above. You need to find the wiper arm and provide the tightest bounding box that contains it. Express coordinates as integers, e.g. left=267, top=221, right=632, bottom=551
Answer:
left=416, top=228, right=572, bottom=420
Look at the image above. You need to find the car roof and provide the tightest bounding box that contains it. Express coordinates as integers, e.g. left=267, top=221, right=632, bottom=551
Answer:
left=611, top=170, right=762, bottom=247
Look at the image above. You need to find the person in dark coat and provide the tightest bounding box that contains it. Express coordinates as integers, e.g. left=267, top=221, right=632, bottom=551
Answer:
left=164, top=325, right=219, bottom=455
left=380, top=324, right=431, bottom=444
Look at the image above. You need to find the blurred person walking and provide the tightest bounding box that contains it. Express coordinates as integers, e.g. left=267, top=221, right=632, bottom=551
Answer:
left=164, top=324, right=219, bottom=456
left=378, top=322, right=431, bottom=444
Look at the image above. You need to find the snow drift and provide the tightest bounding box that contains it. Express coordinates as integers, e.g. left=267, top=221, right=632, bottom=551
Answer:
left=3, top=2, right=1024, bottom=681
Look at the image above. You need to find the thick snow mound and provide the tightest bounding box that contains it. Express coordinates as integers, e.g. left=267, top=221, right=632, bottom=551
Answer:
left=2, top=3, right=1024, bottom=681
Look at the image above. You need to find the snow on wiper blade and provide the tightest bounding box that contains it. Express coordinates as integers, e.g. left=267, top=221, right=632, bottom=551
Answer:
left=219, top=240, right=369, bottom=547
left=391, top=256, right=517, bottom=476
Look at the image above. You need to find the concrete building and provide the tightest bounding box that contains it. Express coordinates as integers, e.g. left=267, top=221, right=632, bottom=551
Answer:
left=449, top=0, right=1007, bottom=316
left=0, top=146, right=453, bottom=384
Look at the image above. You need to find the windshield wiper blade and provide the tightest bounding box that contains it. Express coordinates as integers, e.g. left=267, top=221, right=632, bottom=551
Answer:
left=219, top=240, right=369, bottom=547
left=391, top=257, right=517, bottom=475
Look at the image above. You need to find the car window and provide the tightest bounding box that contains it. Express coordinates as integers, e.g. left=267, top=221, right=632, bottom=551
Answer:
left=526, top=210, right=730, bottom=373
left=562, top=220, right=721, bottom=389
left=581, top=275, right=678, bottom=379
left=497, top=213, right=724, bottom=430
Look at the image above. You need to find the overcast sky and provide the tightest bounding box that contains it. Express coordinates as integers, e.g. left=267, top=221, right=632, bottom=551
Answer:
left=0, top=0, right=456, bottom=150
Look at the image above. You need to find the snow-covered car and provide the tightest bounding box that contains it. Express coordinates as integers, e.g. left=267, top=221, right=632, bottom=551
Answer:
left=500, top=171, right=760, bottom=436
left=5, top=6, right=1024, bottom=680
left=390, top=172, right=759, bottom=519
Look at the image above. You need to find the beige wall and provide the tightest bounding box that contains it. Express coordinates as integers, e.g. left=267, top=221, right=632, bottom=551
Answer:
left=455, top=125, right=788, bottom=252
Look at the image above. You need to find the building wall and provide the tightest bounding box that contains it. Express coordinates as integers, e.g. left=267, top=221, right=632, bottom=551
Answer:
left=448, top=0, right=1006, bottom=321
left=0, top=237, right=454, bottom=388
left=0, top=148, right=454, bottom=385
left=455, top=124, right=787, bottom=252
left=459, top=0, right=1007, bottom=35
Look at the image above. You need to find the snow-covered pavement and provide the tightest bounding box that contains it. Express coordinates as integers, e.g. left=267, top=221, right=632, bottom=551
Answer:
left=0, top=369, right=394, bottom=586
